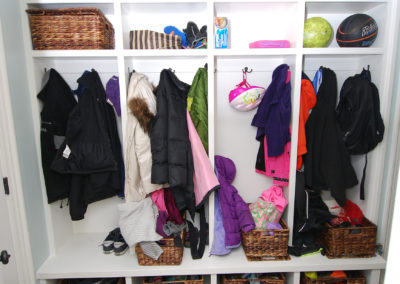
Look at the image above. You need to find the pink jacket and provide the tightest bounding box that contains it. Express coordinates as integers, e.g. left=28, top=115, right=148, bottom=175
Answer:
left=187, top=111, right=220, bottom=207
left=256, top=136, right=290, bottom=187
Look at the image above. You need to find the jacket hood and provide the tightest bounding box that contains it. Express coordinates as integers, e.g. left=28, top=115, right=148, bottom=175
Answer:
left=127, top=72, right=157, bottom=133
left=317, top=67, right=337, bottom=109
left=301, top=77, right=317, bottom=113
left=77, top=69, right=102, bottom=96
left=128, top=97, right=154, bottom=133
left=215, top=155, right=236, bottom=184
left=271, top=64, right=290, bottom=89
left=128, top=72, right=157, bottom=115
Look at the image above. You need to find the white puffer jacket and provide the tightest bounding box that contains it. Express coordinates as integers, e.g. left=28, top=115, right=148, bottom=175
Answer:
left=124, top=72, right=165, bottom=202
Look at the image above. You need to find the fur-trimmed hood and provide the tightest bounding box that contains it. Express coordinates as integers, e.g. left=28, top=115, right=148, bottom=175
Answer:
left=127, top=73, right=157, bottom=132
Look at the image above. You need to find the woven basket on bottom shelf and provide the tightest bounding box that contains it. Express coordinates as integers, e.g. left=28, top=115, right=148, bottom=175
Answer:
left=135, top=231, right=184, bottom=266
left=143, top=275, right=204, bottom=284
left=222, top=273, right=286, bottom=284
left=301, top=271, right=366, bottom=284
left=26, top=8, right=114, bottom=50
left=241, top=219, right=290, bottom=261
left=316, top=218, right=377, bottom=259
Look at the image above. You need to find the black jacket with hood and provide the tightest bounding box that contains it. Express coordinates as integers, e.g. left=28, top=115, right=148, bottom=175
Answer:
left=149, top=69, right=196, bottom=219
left=303, top=67, right=358, bottom=206
left=37, top=69, right=77, bottom=204
left=51, top=70, right=122, bottom=220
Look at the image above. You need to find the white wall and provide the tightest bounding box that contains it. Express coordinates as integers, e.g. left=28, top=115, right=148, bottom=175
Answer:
left=0, top=0, right=49, bottom=278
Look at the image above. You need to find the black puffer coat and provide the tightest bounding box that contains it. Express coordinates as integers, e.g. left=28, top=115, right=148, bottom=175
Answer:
left=52, top=70, right=122, bottom=220
left=37, top=69, right=77, bottom=203
left=149, top=69, right=196, bottom=218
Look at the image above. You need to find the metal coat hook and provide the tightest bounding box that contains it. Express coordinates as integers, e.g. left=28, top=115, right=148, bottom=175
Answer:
left=242, top=67, right=253, bottom=73
left=44, top=67, right=47, bottom=73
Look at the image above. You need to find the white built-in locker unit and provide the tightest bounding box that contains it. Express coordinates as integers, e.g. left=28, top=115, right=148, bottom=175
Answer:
left=11, top=0, right=400, bottom=283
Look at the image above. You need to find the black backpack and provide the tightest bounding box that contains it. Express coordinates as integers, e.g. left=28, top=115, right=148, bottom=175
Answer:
left=336, top=67, right=384, bottom=199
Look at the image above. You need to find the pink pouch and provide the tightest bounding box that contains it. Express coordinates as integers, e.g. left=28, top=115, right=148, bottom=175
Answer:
left=249, top=40, right=290, bottom=48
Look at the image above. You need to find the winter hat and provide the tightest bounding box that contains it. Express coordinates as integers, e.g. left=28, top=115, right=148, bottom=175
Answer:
left=343, top=199, right=364, bottom=225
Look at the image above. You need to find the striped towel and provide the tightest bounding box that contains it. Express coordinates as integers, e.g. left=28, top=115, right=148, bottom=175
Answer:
left=130, top=30, right=182, bottom=49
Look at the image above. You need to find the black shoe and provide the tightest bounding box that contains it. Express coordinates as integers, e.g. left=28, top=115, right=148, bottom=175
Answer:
left=113, top=229, right=128, bottom=256
left=102, top=228, right=120, bottom=254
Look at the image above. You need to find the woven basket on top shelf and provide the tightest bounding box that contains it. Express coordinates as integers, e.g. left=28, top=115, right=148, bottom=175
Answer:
left=143, top=275, right=204, bottom=284
left=316, top=218, right=377, bottom=259
left=301, top=271, right=366, bottom=284
left=241, top=219, right=290, bottom=261
left=222, top=273, right=286, bottom=284
left=135, top=231, right=184, bottom=266
left=26, top=8, right=114, bottom=50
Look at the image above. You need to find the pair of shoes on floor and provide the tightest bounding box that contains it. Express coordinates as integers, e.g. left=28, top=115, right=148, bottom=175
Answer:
left=102, top=227, right=128, bottom=256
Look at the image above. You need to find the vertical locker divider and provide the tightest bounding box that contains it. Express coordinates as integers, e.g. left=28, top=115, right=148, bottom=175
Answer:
left=287, top=0, right=306, bottom=246
left=18, top=0, right=58, bottom=256
left=366, top=0, right=399, bottom=225
left=115, top=1, right=128, bottom=150
left=207, top=0, right=216, bottom=256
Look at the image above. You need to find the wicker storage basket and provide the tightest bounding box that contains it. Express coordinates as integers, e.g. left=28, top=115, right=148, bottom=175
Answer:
left=26, top=8, right=114, bottom=50
left=301, top=271, right=366, bottom=284
left=135, top=231, right=184, bottom=266
left=143, top=275, right=204, bottom=284
left=241, top=219, right=290, bottom=261
left=317, top=218, right=377, bottom=259
left=221, top=273, right=286, bottom=284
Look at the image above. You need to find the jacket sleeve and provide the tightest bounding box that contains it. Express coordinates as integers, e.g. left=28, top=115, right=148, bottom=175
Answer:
left=218, top=186, right=241, bottom=248
left=124, top=120, right=143, bottom=202
left=233, top=191, right=255, bottom=233
left=322, top=110, right=358, bottom=206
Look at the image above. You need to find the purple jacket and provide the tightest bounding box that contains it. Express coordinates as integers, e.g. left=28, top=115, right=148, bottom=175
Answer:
left=215, top=155, right=255, bottom=247
left=252, top=64, right=291, bottom=157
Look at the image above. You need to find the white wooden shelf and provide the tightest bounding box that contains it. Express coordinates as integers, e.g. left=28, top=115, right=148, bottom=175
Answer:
left=305, top=0, right=387, bottom=3
left=120, top=0, right=207, bottom=3
left=123, top=49, right=208, bottom=57
left=25, top=0, right=113, bottom=3
left=30, top=50, right=118, bottom=58
left=305, top=1, right=387, bottom=14
left=214, top=0, right=297, bottom=3
left=37, top=233, right=386, bottom=279
left=29, top=48, right=385, bottom=58
left=213, top=48, right=297, bottom=57
left=301, top=47, right=385, bottom=55
left=29, top=49, right=386, bottom=58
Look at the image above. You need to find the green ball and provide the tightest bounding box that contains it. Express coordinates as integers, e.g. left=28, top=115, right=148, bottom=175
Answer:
left=304, top=17, right=333, bottom=47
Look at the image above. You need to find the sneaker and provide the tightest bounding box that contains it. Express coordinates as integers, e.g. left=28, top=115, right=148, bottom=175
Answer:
left=113, top=230, right=128, bottom=256
left=102, top=228, right=120, bottom=254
